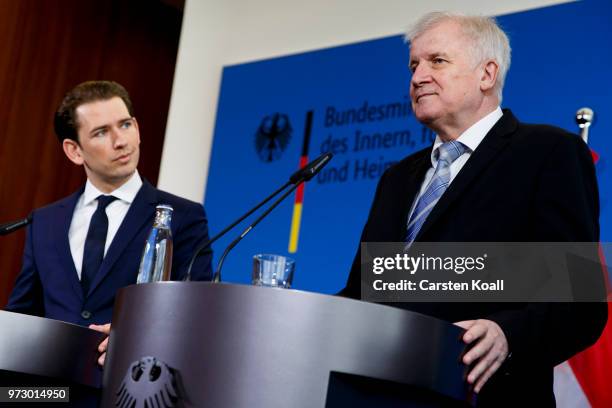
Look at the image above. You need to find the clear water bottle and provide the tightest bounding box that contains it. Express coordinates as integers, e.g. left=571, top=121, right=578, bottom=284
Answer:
left=137, top=204, right=174, bottom=283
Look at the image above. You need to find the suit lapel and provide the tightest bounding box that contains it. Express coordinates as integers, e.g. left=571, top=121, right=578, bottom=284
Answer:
left=54, top=188, right=85, bottom=302
left=405, top=152, right=432, bottom=197
left=87, top=181, right=158, bottom=296
left=414, top=110, right=519, bottom=241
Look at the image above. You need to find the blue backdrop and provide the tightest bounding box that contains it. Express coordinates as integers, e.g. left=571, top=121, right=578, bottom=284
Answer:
left=205, top=0, right=612, bottom=293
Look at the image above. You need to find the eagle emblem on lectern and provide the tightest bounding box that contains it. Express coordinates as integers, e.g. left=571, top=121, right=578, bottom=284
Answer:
left=115, top=356, right=184, bottom=407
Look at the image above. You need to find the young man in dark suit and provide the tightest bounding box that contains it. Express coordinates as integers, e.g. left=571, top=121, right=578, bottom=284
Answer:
left=6, top=81, right=212, bottom=364
left=341, top=12, right=606, bottom=406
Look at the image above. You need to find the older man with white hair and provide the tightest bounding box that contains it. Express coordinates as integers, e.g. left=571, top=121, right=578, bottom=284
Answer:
left=341, top=12, right=606, bottom=406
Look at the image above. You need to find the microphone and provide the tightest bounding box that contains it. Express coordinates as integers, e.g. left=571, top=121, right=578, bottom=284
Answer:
left=576, top=107, right=594, bottom=143
left=289, top=152, right=333, bottom=184
left=213, top=152, right=332, bottom=283
left=0, top=214, right=32, bottom=236
left=184, top=152, right=333, bottom=281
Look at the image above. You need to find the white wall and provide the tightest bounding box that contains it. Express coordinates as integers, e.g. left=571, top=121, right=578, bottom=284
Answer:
left=158, top=0, right=573, bottom=202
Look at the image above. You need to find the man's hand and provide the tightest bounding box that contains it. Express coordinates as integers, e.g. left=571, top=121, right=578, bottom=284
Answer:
left=89, top=323, right=111, bottom=367
left=454, top=319, right=508, bottom=393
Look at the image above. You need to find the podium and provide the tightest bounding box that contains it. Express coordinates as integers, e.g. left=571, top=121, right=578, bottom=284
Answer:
left=0, top=310, right=104, bottom=399
left=101, top=283, right=470, bottom=407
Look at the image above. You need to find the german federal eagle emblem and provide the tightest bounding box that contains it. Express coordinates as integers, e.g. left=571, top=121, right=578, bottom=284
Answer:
left=115, top=356, right=184, bottom=407
left=255, top=113, right=292, bottom=162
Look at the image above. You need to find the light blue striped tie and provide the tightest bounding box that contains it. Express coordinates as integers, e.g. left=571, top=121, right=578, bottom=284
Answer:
left=405, top=141, right=468, bottom=243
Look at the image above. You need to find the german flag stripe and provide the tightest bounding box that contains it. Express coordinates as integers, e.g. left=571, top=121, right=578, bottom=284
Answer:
left=288, top=203, right=303, bottom=253
left=288, top=111, right=313, bottom=253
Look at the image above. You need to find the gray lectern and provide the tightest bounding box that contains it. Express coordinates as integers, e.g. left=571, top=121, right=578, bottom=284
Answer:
left=0, top=310, right=104, bottom=404
left=101, top=283, right=471, bottom=407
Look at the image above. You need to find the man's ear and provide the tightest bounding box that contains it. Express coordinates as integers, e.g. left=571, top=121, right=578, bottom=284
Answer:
left=480, top=60, right=499, bottom=93
left=63, top=139, right=84, bottom=166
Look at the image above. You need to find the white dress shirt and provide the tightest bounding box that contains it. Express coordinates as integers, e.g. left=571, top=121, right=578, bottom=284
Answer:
left=69, top=171, right=143, bottom=279
left=407, top=107, right=503, bottom=222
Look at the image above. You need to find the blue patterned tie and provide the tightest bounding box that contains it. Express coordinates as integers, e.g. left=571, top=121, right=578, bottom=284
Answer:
left=81, top=195, right=117, bottom=295
left=405, top=141, right=468, bottom=243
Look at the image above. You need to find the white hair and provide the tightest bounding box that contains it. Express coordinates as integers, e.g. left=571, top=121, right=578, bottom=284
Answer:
left=406, top=11, right=511, bottom=102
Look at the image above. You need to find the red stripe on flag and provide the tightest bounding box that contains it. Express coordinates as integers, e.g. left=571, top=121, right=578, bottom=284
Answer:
left=295, top=183, right=305, bottom=203
left=299, top=156, right=308, bottom=168
left=569, top=301, right=612, bottom=407
left=293, top=156, right=308, bottom=204
left=568, top=246, right=612, bottom=407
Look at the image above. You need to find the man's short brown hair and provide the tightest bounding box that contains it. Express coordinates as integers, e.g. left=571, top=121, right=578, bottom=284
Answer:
left=54, top=80, right=135, bottom=143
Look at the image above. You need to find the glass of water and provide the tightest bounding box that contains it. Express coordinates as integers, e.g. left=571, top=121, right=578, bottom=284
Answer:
left=252, top=254, right=295, bottom=288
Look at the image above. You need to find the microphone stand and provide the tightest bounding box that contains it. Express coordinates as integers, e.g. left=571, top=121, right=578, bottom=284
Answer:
left=185, top=180, right=292, bottom=280
left=185, top=152, right=333, bottom=281
left=213, top=182, right=301, bottom=283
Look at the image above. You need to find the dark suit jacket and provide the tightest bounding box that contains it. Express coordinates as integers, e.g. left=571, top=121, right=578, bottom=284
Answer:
left=6, top=180, right=212, bottom=326
left=341, top=110, right=607, bottom=406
